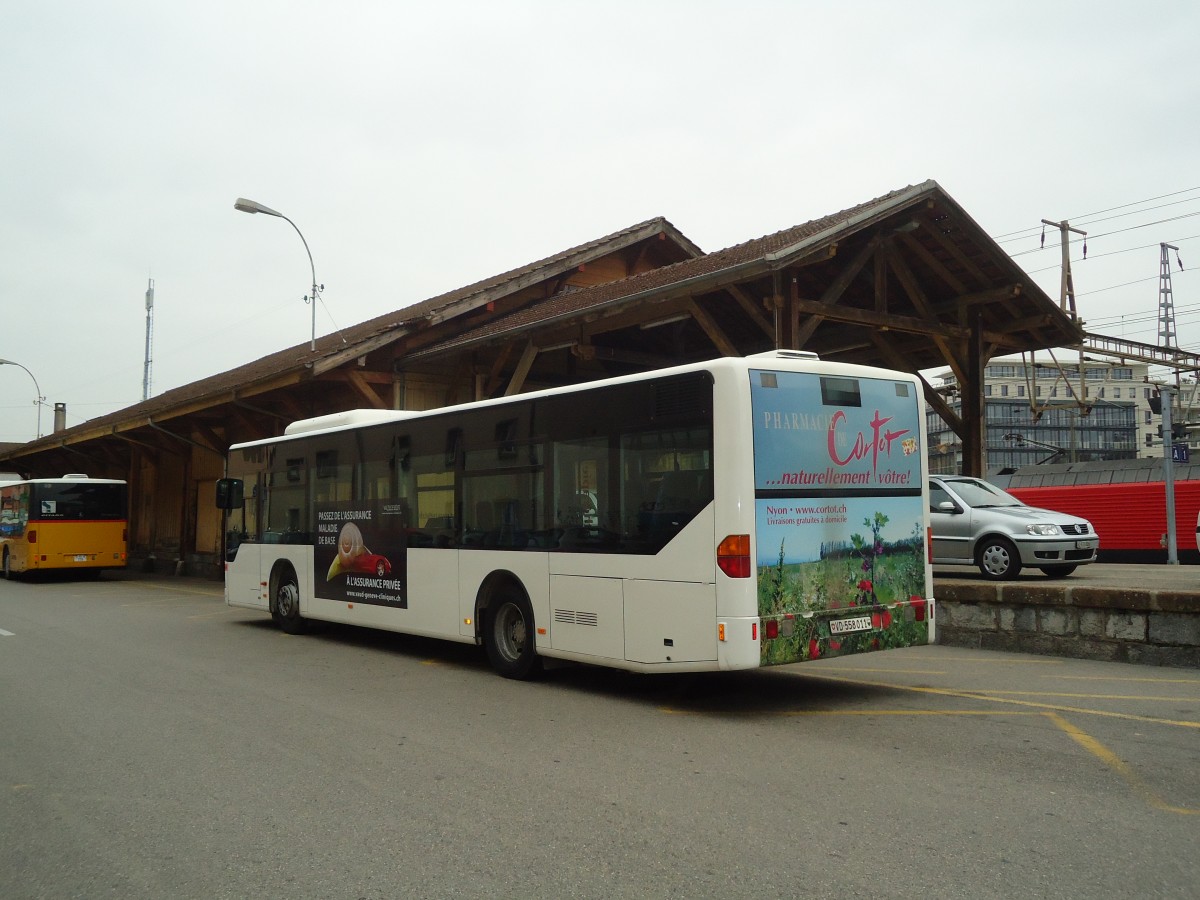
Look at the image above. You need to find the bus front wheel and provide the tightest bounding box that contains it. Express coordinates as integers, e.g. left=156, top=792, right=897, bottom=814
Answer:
left=271, top=566, right=308, bottom=635
left=485, top=588, right=542, bottom=680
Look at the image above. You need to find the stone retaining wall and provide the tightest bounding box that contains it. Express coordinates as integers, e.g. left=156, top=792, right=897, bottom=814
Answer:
left=935, top=582, right=1200, bottom=668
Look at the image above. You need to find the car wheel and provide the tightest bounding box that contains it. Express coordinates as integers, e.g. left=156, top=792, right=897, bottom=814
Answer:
left=977, top=537, right=1021, bottom=580
left=1040, top=566, right=1077, bottom=578
left=485, top=587, right=542, bottom=680
left=271, top=565, right=308, bottom=635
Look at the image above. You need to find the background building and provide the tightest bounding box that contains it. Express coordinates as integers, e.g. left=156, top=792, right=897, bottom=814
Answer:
left=927, top=356, right=1199, bottom=474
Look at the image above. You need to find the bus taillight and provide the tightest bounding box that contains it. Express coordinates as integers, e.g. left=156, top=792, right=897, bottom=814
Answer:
left=27, top=529, right=37, bottom=545
left=717, top=534, right=751, bottom=578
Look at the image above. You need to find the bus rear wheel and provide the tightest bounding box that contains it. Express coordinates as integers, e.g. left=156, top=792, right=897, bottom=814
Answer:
left=271, top=566, right=308, bottom=635
left=485, top=588, right=542, bottom=680
left=2, top=550, right=12, bottom=580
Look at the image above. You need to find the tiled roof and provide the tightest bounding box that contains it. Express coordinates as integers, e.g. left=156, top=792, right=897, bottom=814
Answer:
left=4, top=216, right=700, bottom=451
left=421, top=183, right=936, bottom=355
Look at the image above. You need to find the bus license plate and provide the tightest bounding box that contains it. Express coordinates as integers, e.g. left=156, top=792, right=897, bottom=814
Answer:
left=74, top=555, right=88, bottom=562
left=829, top=615, right=873, bottom=635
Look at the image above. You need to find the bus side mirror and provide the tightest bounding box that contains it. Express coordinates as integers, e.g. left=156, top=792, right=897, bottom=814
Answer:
left=215, top=478, right=244, bottom=510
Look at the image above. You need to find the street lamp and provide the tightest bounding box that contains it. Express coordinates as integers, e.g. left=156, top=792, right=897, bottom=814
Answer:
left=234, top=197, right=322, bottom=351
left=0, top=358, right=45, bottom=439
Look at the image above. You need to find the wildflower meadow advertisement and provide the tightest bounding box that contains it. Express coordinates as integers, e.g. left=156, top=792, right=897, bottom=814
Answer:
left=750, top=369, right=930, bottom=664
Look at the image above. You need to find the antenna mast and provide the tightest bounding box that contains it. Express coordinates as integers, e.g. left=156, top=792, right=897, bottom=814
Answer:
left=143, top=278, right=155, bottom=401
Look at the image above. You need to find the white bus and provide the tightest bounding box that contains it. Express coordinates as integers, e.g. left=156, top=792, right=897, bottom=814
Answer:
left=217, top=352, right=934, bottom=678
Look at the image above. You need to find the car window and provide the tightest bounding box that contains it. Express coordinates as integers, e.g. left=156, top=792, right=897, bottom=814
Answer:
left=942, top=478, right=1024, bottom=508
left=929, top=483, right=954, bottom=513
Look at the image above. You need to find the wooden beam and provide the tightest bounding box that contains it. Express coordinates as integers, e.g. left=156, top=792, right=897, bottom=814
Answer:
left=504, top=341, right=539, bottom=396
left=817, top=233, right=885, bottom=305
left=192, top=421, right=228, bottom=454
left=924, top=220, right=991, bottom=289
left=897, top=231, right=966, bottom=295
left=882, top=245, right=965, bottom=375
left=868, top=332, right=964, bottom=428
left=785, top=235, right=886, bottom=350
left=961, top=311, right=987, bottom=477
left=725, top=285, right=774, bottom=338
left=344, top=369, right=388, bottom=409
left=956, top=285, right=1024, bottom=307
left=791, top=298, right=964, bottom=338
left=483, top=342, right=516, bottom=397
left=920, top=374, right=964, bottom=435
left=686, top=299, right=739, bottom=357
left=874, top=248, right=888, bottom=313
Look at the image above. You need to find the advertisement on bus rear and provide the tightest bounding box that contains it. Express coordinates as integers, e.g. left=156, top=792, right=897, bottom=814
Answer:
left=751, top=370, right=922, bottom=491
left=750, top=370, right=929, bottom=664
left=314, top=501, right=409, bottom=608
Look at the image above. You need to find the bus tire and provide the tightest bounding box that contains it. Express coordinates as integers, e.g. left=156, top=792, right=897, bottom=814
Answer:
left=485, top=586, right=542, bottom=680
left=271, top=565, right=308, bottom=635
left=2, top=549, right=12, bottom=580
left=977, top=536, right=1021, bottom=580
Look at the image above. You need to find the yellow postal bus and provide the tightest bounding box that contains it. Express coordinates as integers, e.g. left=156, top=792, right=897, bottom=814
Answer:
left=0, top=475, right=128, bottom=578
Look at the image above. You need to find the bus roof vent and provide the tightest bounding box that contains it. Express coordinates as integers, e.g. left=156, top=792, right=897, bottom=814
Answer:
left=62, top=473, right=90, bottom=479
left=284, top=409, right=413, bottom=435
left=749, top=349, right=819, bottom=361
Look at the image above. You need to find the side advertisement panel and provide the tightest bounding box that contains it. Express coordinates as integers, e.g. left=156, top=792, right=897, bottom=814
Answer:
left=314, top=501, right=410, bottom=608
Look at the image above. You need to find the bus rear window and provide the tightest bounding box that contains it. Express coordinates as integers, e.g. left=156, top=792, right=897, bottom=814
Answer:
left=30, top=483, right=127, bottom=520
left=820, top=377, right=861, bottom=407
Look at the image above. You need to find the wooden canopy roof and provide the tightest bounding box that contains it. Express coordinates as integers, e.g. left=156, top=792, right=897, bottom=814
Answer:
left=0, top=180, right=1082, bottom=478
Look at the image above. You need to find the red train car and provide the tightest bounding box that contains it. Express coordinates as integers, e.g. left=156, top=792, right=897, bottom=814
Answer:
left=1001, top=459, right=1200, bottom=564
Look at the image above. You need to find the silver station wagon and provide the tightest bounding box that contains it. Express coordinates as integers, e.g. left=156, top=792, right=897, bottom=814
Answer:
left=929, top=475, right=1099, bottom=580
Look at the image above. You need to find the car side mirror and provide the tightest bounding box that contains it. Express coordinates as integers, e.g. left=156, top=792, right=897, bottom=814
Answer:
left=937, top=500, right=960, bottom=513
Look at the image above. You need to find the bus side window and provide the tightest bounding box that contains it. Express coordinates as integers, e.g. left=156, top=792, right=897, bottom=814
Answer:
left=655, top=470, right=705, bottom=515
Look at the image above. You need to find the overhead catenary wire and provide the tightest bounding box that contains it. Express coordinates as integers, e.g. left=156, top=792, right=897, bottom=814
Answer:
left=1010, top=211, right=1200, bottom=258
left=1023, top=233, right=1200, bottom=275
left=990, top=186, right=1200, bottom=242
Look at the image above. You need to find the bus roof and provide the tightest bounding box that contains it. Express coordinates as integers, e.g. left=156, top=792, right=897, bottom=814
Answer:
left=0, top=476, right=127, bottom=486
left=229, top=352, right=920, bottom=451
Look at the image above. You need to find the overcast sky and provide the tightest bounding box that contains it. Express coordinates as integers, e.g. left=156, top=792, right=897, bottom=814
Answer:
left=3, top=1, right=1198, bottom=443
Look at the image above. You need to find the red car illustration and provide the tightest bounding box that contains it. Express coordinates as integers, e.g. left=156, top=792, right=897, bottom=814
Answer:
left=346, top=553, right=392, bottom=577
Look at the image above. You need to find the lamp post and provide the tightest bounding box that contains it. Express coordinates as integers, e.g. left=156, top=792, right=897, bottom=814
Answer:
left=234, top=198, right=321, bottom=351
left=0, top=358, right=45, bottom=439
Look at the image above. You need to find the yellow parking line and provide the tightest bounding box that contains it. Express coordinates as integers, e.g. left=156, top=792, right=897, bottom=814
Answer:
left=801, top=671, right=1200, bottom=730
left=1051, top=675, right=1200, bottom=685
left=968, top=691, right=1199, bottom=702
left=1045, top=712, right=1199, bottom=816
left=806, top=667, right=949, bottom=675
left=896, top=656, right=1066, bottom=665
left=658, top=707, right=1035, bottom=717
